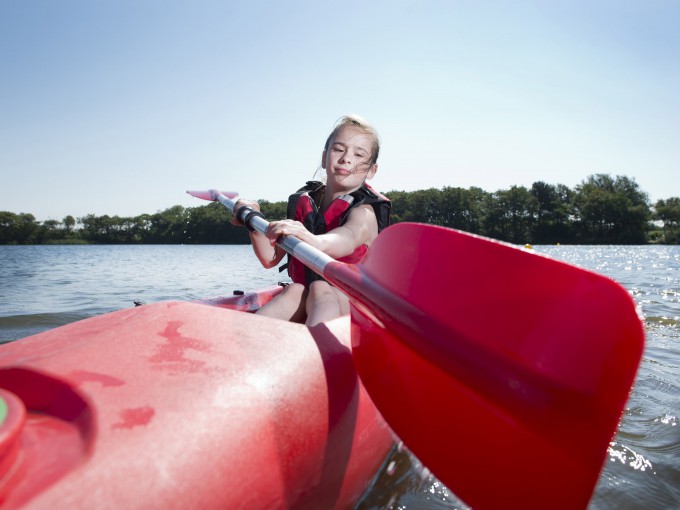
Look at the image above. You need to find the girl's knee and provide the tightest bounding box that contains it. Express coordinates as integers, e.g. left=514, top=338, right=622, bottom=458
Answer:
left=307, top=280, right=332, bottom=299
left=282, top=282, right=306, bottom=299
left=305, top=281, right=349, bottom=326
left=257, top=283, right=307, bottom=322
left=308, top=280, right=330, bottom=291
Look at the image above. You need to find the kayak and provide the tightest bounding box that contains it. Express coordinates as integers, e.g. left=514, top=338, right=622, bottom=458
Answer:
left=0, top=285, right=394, bottom=509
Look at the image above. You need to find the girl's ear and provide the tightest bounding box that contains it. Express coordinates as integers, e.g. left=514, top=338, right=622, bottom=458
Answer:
left=366, top=164, right=378, bottom=180
left=321, top=150, right=327, bottom=169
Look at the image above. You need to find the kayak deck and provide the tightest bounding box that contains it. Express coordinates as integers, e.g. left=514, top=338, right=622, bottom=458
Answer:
left=0, top=287, right=393, bottom=509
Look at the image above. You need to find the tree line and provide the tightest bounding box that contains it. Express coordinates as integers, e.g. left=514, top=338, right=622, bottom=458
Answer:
left=1, top=174, right=679, bottom=245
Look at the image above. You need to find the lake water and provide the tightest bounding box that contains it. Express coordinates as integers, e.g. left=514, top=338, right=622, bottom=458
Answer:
left=1, top=243, right=678, bottom=509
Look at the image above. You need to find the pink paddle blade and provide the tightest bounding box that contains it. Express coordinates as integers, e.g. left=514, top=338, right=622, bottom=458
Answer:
left=343, top=222, right=644, bottom=510
left=186, top=190, right=238, bottom=201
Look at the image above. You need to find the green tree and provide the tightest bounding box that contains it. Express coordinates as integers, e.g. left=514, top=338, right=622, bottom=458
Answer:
left=383, top=190, right=409, bottom=224
left=435, top=186, right=488, bottom=234
left=38, top=220, right=62, bottom=243
left=78, top=214, right=96, bottom=242
left=0, top=211, right=19, bottom=244
left=80, top=214, right=130, bottom=243
left=530, top=181, right=574, bottom=243
left=259, top=200, right=287, bottom=221
left=63, top=215, right=76, bottom=233
left=484, top=186, right=538, bottom=243
left=147, top=206, right=189, bottom=243
left=0, top=212, right=40, bottom=244
left=655, top=197, right=680, bottom=244
left=185, top=203, right=250, bottom=244
left=573, top=174, right=650, bottom=243
left=405, top=188, right=441, bottom=224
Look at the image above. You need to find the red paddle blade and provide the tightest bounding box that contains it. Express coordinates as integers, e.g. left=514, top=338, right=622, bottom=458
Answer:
left=344, top=223, right=644, bottom=510
left=186, top=190, right=238, bottom=201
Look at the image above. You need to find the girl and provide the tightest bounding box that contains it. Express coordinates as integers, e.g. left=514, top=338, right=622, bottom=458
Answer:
left=233, top=115, right=390, bottom=326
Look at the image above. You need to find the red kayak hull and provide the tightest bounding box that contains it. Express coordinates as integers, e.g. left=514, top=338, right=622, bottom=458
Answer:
left=0, top=289, right=393, bottom=509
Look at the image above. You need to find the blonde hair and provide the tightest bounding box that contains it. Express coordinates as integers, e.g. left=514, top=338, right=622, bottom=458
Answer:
left=324, top=114, right=381, bottom=166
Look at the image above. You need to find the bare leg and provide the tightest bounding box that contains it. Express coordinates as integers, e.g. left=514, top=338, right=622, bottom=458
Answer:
left=305, top=281, right=350, bottom=327
left=256, top=283, right=308, bottom=322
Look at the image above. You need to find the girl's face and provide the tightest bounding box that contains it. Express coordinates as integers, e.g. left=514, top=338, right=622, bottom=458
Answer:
left=322, top=126, right=377, bottom=191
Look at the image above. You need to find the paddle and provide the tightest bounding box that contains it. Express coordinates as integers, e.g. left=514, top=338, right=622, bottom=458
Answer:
left=187, top=189, right=644, bottom=510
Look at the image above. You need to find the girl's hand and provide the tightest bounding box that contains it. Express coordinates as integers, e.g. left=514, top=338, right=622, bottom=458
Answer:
left=265, top=219, right=311, bottom=246
left=232, top=199, right=260, bottom=226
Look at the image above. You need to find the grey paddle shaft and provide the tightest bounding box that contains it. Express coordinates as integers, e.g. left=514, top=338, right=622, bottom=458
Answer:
left=211, top=189, right=334, bottom=276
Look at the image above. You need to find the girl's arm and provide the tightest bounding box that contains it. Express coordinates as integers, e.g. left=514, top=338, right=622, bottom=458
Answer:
left=233, top=200, right=286, bottom=269
left=249, top=231, right=286, bottom=268
left=265, top=205, right=378, bottom=259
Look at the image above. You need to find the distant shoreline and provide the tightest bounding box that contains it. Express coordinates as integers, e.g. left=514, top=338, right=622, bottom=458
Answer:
left=2, top=174, right=679, bottom=245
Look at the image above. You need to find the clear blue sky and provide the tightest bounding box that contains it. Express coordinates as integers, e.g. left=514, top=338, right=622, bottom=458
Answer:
left=1, top=0, right=678, bottom=221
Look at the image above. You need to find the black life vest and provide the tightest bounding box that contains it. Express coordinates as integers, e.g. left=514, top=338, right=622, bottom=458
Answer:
left=283, top=181, right=391, bottom=287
